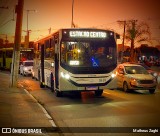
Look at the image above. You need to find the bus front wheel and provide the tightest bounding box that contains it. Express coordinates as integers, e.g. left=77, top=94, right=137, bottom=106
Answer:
left=40, top=82, right=45, bottom=88
left=95, top=89, right=103, bottom=97
left=50, top=73, right=54, bottom=92
left=55, top=89, right=62, bottom=97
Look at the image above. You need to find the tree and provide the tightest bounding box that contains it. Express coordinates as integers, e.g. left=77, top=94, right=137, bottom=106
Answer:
left=139, top=44, right=160, bottom=57
left=121, top=20, right=151, bottom=62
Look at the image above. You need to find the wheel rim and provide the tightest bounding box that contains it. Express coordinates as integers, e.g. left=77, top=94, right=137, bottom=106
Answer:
left=123, top=82, right=128, bottom=92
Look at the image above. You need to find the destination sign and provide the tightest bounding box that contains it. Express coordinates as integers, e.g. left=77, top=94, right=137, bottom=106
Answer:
left=69, top=31, right=107, bottom=38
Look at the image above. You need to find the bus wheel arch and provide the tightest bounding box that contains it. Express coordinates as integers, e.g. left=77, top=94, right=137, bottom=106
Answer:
left=95, top=89, right=103, bottom=96
left=50, top=73, right=54, bottom=92
left=40, top=82, right=45, bottom=88
left=54, top=89, right=63, bottom=97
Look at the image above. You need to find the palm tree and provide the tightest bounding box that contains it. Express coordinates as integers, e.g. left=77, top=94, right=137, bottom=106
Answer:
left=125, top=20, right=151, bottom=62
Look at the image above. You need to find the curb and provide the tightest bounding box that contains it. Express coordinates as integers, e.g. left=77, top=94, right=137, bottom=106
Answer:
left=23, top=87, right=57, bottom=128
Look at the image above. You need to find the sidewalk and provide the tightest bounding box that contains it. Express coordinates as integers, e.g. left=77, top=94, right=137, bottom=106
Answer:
left=0, top=71, right=61, bottom=136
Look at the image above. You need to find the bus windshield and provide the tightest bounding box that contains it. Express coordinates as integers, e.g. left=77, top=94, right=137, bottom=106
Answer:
left=60, top=38, right=117, bottom=74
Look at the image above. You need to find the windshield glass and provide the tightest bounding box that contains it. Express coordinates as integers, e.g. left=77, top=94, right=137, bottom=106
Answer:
left=24, top=62, right=33, bottom=66
left=139, top=63, right=151, bottom=70
left=60, top=40, right=116, bottom=68
left=125, top=66, right=149, bottom=74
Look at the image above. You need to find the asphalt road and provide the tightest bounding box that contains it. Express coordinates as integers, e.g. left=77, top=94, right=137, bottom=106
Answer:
left=18, top=74, right=160, bottom=136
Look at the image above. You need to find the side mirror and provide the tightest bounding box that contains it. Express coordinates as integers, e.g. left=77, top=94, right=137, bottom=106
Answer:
left=119, top=70, right=124, bottom=75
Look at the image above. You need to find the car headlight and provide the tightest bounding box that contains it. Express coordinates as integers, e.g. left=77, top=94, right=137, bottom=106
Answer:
left=130, top=78, right=139, bottom=85
left=153, top=72, right=158, bottom=77
left=24, top=67, right=28, bottom=71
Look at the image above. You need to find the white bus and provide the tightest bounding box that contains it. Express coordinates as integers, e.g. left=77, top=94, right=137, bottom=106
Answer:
left=33, top=28, right=119, bottom=97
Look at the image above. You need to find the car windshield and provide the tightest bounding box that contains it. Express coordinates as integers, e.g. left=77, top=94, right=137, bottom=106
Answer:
left=124, top=66, right=149, bottom=74
left=139, top=63, right=151, bottom=70
left=24, top=62, right=33, bottom=66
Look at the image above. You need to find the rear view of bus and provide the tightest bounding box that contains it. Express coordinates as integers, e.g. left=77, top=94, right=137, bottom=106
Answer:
left=54, top=28, right=118, bottom=97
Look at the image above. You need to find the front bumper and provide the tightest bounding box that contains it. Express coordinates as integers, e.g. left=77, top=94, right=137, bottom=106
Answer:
left=24, top=70, right=32, bottom=75
left=130, top=82, right=157, bottom=90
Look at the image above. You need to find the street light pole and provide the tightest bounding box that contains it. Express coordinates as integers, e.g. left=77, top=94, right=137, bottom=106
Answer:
left=25, top=9, right=36, bottom=48
left=27, top=10, right=29, bottom=32
left=71, top=0, right=75, bottom=28
left=26, top=9, right=36, bottom=32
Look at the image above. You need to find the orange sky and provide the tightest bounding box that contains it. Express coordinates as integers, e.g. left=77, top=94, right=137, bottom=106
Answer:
left=0, top=0, right=160, bottom=46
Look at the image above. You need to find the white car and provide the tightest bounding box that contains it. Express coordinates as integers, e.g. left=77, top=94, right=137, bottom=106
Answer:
left=20, top=60, right=34, bottom=76
left=116, top=63, right=157, bottom=94
left=31, top=60, right=40, bottom=80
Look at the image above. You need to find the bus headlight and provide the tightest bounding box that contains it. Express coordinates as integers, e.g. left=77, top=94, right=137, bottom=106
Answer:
left=65, top=74, right=70, bottom=79
left=61, top=72, right=70, bottom=79
left=61, top=72, right=65, bottom=78
left=111, top=73, right=116, bottom=78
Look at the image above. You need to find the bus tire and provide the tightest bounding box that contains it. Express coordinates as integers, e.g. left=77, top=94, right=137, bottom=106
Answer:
left=50, top=73, right=54, bottom=92
left=40, top=82, right=45, bottom=88
left=74, top=91, right=81, bottom=97
left=55, top=89, right=62, bottom=97
left=95, top=89, right=103, bottom=96
left=38, top=70, right=40, bottom=81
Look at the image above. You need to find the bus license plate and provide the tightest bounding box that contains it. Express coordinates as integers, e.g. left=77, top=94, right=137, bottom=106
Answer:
left=86, top=86, right=98, bottom=90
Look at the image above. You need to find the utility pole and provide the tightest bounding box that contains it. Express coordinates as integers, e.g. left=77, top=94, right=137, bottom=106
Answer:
left=117, top=20, right=126, bottom=62
left=48, top=27, right=51, bottom=34
left=130, top=19, right=137, bottom=62
left=121, top=20, right=126, bottom=63
left=10, top=0, right=24, bottom=87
